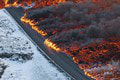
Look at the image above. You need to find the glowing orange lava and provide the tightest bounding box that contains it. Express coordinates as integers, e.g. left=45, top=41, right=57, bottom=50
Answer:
left=20, top=14, right=36, bottom=26
left=44, top=39, right=61, bottom=52
left=21, top=14, right=47, bottom=36
left=0, top=0, right=33, bottom=9
left=4, top=0, right=18, bottom=7
left=0, top=0, right=120, bottom=10
left=32, top=26, right=47, bottom=36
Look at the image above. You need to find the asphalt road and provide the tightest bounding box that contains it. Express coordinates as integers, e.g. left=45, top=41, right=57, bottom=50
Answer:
left=6, top=7, right=93, bottom=80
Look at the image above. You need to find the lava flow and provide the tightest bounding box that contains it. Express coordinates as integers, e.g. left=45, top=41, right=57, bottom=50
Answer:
left=21, top=13, right=47, bottom=36
left=44, top=39, right=61, bottom=52
left=0, top=0, right=33, bottom=9
left=0, top=0, right=120, bottom=80
left=1, top=0, right=120, bottom=9
left=20, top=0, right=120, bottom=80
left=0, top=0, right=67, bottom=9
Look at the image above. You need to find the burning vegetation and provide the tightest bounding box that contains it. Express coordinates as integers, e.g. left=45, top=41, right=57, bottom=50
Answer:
left=0, top=0, right=120, bottom=80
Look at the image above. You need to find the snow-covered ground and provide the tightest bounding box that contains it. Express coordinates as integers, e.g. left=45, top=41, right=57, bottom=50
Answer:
left=0, top=9, right=71, bottom=80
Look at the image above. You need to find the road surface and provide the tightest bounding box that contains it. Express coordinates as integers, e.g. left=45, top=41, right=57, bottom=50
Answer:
left=6, top=7, right=93, bottom=80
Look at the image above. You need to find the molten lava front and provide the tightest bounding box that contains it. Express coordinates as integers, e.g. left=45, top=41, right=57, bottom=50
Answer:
left=44, top=39, right=61, bottom=52
left=1, top=0, right=120, bottom=80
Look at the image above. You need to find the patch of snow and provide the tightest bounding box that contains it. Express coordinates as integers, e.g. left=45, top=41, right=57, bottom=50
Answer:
left=0, top=36, right=32, bottom=54
left=0, top=9, right=71, bottom=80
